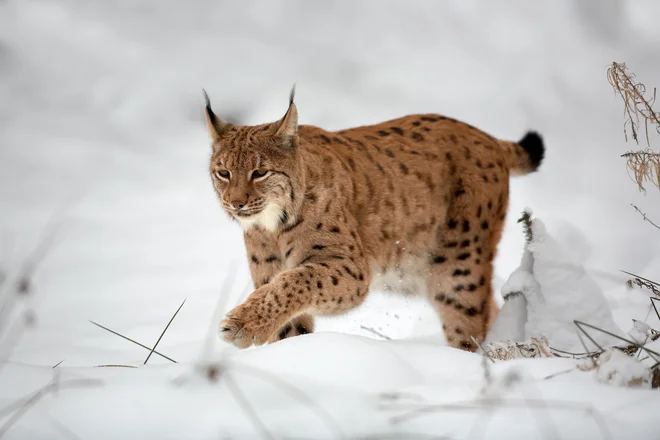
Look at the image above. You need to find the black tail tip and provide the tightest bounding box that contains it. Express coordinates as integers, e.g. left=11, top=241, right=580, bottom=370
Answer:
left=519, top=131, right=545, bottom=170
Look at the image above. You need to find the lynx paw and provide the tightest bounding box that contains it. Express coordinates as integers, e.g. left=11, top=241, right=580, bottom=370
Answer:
left=219, top=303, right=277, bottom=349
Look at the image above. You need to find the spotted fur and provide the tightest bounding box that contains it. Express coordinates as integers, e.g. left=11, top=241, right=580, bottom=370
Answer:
left=205, top=87, right=545, bottom=351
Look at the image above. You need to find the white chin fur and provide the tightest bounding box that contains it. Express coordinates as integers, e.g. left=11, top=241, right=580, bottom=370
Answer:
left=237, top=203, right=284, bottom=232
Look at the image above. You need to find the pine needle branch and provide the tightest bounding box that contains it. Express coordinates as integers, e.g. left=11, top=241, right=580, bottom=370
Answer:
left=517, top=210, right=534, bottom=243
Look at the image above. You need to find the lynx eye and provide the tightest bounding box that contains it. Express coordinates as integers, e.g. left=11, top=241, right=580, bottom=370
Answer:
left=215, top=170, right=230, bottom=180
left=251, top=169, right=270, bottom=180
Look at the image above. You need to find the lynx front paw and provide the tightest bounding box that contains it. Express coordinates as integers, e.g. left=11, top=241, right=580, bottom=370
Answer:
left=219, top=303, right=277, bottom=349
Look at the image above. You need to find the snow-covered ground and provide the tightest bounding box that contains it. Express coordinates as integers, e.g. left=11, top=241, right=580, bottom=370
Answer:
left=1, top=1, right=660, bottom=438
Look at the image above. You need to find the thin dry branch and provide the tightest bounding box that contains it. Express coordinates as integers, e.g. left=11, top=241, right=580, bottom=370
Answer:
left=224, top=372, right=275, bottom=440
left=0, top=379, right=102, bottom=438
left=0, top=215, right=66, bottom=343
left=630, top=204, right=660, bottom=230
left=574, top=320, right=660, bottom=364
left=389, top=398, right=612, bottom=440
left=607, top=62, right=660, bottom=146
left=144, top=298, right=186, bottom=365
left=232, top=362, right=347, bottom=440
left=359, top=325, right=392, bottom=340
left=89, top=320, right=177, bottom=363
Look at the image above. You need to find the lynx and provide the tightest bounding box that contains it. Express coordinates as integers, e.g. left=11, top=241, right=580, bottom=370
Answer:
left=205, top=87, right=544, bottom=351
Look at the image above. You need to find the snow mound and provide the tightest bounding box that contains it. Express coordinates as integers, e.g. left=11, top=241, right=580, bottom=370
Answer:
left=594, top=348, right=652, bottom=388
left=487, top=217, right=624, bottom=352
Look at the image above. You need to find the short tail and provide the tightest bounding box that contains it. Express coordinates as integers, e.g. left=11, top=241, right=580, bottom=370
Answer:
left=499, top=131, right=545, bottom=176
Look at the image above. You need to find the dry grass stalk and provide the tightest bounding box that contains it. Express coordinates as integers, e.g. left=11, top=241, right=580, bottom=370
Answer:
left=607, top=62, right=660, bottom=146
left=482, top=336, right=552, bottom=361
left=607, top=62, right=660, bottom=192
left=622, top=270, right=660, bottom=297
left=621, top=150, right=660, bottom=193
left=89, top=320, right=177, bottom=363
left=143, top=298, right=186, bottom=365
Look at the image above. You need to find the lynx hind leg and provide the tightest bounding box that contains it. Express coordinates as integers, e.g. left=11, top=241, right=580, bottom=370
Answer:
left=268, top=313, right=315, bottom=344
left=428, top=259, right=492, bottom=351
left=427, top=196, right=505, bottom=351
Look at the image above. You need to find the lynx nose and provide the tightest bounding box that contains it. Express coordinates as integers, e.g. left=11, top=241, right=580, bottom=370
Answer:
left=230, top=200, right=246, bottom=211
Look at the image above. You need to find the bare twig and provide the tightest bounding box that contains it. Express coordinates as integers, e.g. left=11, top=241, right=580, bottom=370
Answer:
left=651, top=297, right=660, bottom=322
left=15, top=217, right=66, bottom=295
left=359, top=325, right=392, bottom=340
left=48, top=417, right=83, bottom=440
left=360, top=433, right=450, bottom=440
left=200, top=260, right=240, bottom=363
left=89, top=320, right=177, bottom=363
left=94, top=364, right=138, bottom=369
left=0, top=379, right=102, bottom=437
left=51, top=359, right=65, bottom=369
left=232, top=362, right=347, bottom=440
left=549, top=346, right=600, bottom=358
left=224, top=372, right=275, bottom=440
left=0, top=214, right=66, bottom=347
left=631, top=204, right=660, bottom=230
left=390, top=398, right=612, bottom=440
left=574, top=321, right=605, bottom=353
left=543, top=368, right=577, bottom=380
left=472, top=336, right=496, bottom=363
left=144, top=298, right=186, bottom=365
left=574, top=320, right=660, bottom=363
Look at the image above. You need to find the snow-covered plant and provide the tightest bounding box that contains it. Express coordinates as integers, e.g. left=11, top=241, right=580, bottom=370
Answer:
left=486, top=209, right=623, bottom=352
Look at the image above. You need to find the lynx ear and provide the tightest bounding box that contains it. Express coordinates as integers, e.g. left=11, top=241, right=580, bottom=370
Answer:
left=275, top=85, right=298, bottom=142
left=203, top=89, right=229, bottom=140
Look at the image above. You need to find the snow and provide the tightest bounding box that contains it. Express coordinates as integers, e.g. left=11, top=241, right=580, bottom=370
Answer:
left=2, top=0, right=660, bottom=439
left=488, top=217, right=624, bottom=352
left=594, top=348, right=652, bottom=388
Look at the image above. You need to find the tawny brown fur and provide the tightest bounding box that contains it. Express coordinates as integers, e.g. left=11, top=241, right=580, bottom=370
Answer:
left=205, top=88, right=544, bottom=351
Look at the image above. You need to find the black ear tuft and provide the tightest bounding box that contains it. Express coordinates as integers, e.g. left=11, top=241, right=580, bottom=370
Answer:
left=202, top=88, right=229, bottom=140
left=289, top=84, right=296, bottom=106
left=202, top=88, right=211, bottom=110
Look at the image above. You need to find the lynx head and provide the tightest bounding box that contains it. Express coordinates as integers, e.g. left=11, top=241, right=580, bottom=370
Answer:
left=205, top=87, right=304, bottom=232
